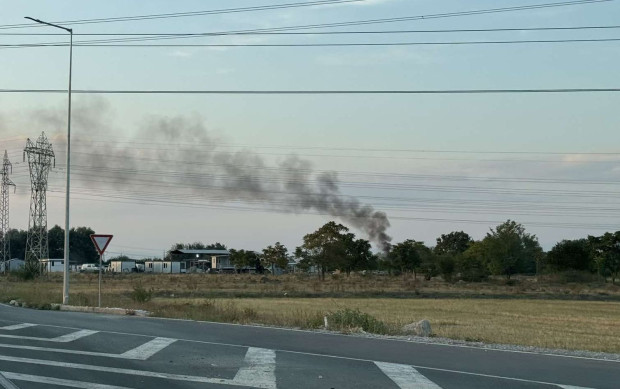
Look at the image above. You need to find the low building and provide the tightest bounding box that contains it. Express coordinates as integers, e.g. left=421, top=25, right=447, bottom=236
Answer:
left=169, top=249, right=230, bottom=273
left=40, top=259, right=65, bottom=273
left=109, top=260, right=136, bottom=273
left=144, top=260, right=184, bottom=274
left=0, top=258, right=25, bottom=272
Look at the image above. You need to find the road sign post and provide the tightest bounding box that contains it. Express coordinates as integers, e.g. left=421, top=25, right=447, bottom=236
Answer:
left=90, top=234, right=113, bottom=308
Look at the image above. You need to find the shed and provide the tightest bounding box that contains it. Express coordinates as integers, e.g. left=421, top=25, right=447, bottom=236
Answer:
left=0, top=258, right=25, bottom=272
left=40, top=259, right=65, bottom=273
left=109, top=260, right=136, bottom=273
left=144, top=260, right=183, bottom=274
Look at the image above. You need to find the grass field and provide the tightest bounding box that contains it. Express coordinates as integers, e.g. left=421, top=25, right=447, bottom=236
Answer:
left=1, top=273, right=619, bottom=353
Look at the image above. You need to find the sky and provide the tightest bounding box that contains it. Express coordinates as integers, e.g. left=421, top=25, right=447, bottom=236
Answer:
left=1, top=0, right=619, bottom=258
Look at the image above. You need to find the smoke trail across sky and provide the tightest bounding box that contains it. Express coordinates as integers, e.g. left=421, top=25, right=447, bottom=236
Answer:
left=22, top=97, right=392, bottom=250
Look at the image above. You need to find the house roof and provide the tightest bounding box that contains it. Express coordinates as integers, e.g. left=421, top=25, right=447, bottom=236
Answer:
left=170, top=249, right=230, bottom=255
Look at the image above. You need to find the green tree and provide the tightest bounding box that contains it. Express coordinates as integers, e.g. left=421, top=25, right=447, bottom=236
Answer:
left=5, top=229, right=27, bottom=260
left=434, top=231, right=473, bottom=256
left=483, top=220, right=542, bottom=279
left=589, top=232, right=620, bottom=284
left=457, top=241, right=489, bottom=282
left=69, top=227, right=99, bottom=265
left=388, top=239, right=426, bottom=278
left=262, top=242, right=289, bottom=273
left=342, top=234, right=374, bottom=275
left=48, top=225, right=65, bottom=259
left=546, top=239, right=593, bottom=272
left=229, top=249, right=261, bottom=272
left=437, top=254, right=457, bottom=282
left=295, top=221, right=349, bottom=280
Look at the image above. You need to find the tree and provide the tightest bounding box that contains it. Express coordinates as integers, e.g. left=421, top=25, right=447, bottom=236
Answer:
left=589, top=232, right=620, bottom=284
left=437, top=254, right=457, bottom=282
left=388, top=239, right=425, bottom=278
left=483, top=220, right=542, bottom=279
left=69, top=227, right=99, bottom=265
left=457, top=241, right=489, bottom=282
left=48, top=225, right=64, bottom=259
left=434, top=231, right=473, bottom=256
left=296, top=221, right=349, bottom=280
left=5, top=229, right=27, bottom=260
left=342, top=234, right=374, bottom=275
left=229, top=249, right=259, bottom=271
left=546, top=239, right=593, bottom=272
left=262, top=242, right=289, bottom=273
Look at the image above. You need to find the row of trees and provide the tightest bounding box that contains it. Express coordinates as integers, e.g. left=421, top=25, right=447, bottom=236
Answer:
left=4, top=225, right=99, bottom=264
left=157, top=219, right=620, bottom=283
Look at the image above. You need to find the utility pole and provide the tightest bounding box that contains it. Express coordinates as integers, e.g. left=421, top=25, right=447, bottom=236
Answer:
left=0, top=151, right=15, bottom=273
left=25, top=16, right=72, bottom=304
left=24, top=133, right=55, bottom=269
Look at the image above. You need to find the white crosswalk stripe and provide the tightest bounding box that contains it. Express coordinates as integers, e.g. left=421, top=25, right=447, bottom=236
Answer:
left=0, top=354, right=268, bottom=388
left=233, top=347, right=277, bottom=389
left=375, top=361, right=443, bottom=389
left=1, top=372, right=132, bottom=389
left=120, top=337, right=176, bottom=360
left=0, top=323, right=37, bottom=331
left=0, top=371, right=19, bottom=389
left=0, top=329, right=98, bottom=342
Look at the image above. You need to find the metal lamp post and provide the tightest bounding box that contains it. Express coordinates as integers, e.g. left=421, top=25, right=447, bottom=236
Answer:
left=25, top=17, right=73, bottom=305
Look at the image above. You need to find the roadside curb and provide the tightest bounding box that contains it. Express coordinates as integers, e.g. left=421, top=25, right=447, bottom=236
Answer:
left=57, top=305, right=151, bottom=317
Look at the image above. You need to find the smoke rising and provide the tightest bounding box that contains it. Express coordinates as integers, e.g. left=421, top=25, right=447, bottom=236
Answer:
left=26, top=98, right=392, bottom=250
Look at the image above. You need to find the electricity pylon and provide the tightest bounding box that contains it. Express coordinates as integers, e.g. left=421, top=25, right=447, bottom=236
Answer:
left=0, top=150, right=15, bottom=273
left=24, top=132, right=54, bottom=265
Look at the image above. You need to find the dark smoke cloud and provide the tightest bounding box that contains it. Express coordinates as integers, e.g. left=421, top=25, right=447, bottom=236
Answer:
left=28, top=98, right=392, bottom=250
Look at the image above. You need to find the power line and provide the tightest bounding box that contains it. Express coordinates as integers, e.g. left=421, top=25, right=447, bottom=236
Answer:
left=3, top=0, right=611, bottom=46
left=45, top=192, right=620, bottom=230
left=4, top=37, right=620, bottom=48
left=0, top=0, right=366, bottom=30
left=70, top=138, right=620, bottom=156
left=1, top=88, right=619, bottom=94
left=3, top=25, right=620, bottom=36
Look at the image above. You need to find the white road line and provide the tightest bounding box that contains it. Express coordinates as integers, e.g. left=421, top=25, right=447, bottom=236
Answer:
left=120, top=337, right=176, bottom=360
left=233, top=347, right=277, bottom=389
left=0, top=372, right=19, bottom=389
left=0, top=323, right=37, bottom=331
left=0, top=342, right=144, bottom=360
left=558, top=386, right=596, bottom=389
left=375, top=362, right=442, bottom=389
left=0, top=329, right=98, bottom=343
left=0, top=354, right=264, bottom=388
left=52, top=329, right=99, bottom=342
left=2, top=372, right=132, bottom=389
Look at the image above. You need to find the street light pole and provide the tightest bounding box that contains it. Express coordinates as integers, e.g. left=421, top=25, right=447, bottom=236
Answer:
left=25, top=17, right=73, bottom=305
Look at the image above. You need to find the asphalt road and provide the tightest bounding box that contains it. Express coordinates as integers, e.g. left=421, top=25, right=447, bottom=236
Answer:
left=0, top=304, right=618, bottom=389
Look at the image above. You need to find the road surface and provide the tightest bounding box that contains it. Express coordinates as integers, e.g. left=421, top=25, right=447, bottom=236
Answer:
left=0, top=303, right=618, bottom=388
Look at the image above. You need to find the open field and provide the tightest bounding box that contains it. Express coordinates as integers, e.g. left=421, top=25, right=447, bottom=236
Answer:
left=1, top=273, right=620, bottom=353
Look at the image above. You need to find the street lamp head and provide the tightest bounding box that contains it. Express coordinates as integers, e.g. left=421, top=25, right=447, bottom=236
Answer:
left=24, top=16, right=42, bottom=23
left=24, top=16, right=72, bottom=33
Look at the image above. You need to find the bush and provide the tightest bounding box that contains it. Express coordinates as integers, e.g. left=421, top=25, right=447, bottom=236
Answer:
left=326, top=308, right=387, bottom=334
left=457, top=253, right=489, bottom=282
left=437, top=255, right=456, bottom=283
left=14, top=261, right=43, bottom=281
left=131, top=283, right=153, bottom=303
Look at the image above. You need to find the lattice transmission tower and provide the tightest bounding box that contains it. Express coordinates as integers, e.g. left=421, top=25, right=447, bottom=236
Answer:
left=24, top=132, right=55, bottom=264
left=1, top=150, right=16, bottom=272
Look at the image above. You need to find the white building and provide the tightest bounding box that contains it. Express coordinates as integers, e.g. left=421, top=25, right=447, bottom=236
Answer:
left=169, top=249, right=230, bottom=272
left=40, top=259, right=64, bottom=273
left=0, top=258, right=25, bottom=272
left=144, top=260, right=184, bottom=274
left=109, top=260, right=136, bottom=273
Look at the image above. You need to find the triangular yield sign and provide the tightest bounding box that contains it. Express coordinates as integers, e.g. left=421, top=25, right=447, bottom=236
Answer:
left=90, top=234, right=113, bottom=255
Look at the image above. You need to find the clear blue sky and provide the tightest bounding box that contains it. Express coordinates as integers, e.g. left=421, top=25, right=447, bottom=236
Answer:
left=1, top=0, right=619, bottom=257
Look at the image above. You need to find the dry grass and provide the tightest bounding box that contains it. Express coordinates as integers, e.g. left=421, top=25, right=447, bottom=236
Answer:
left=1, top=273, right=620, bottom=353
